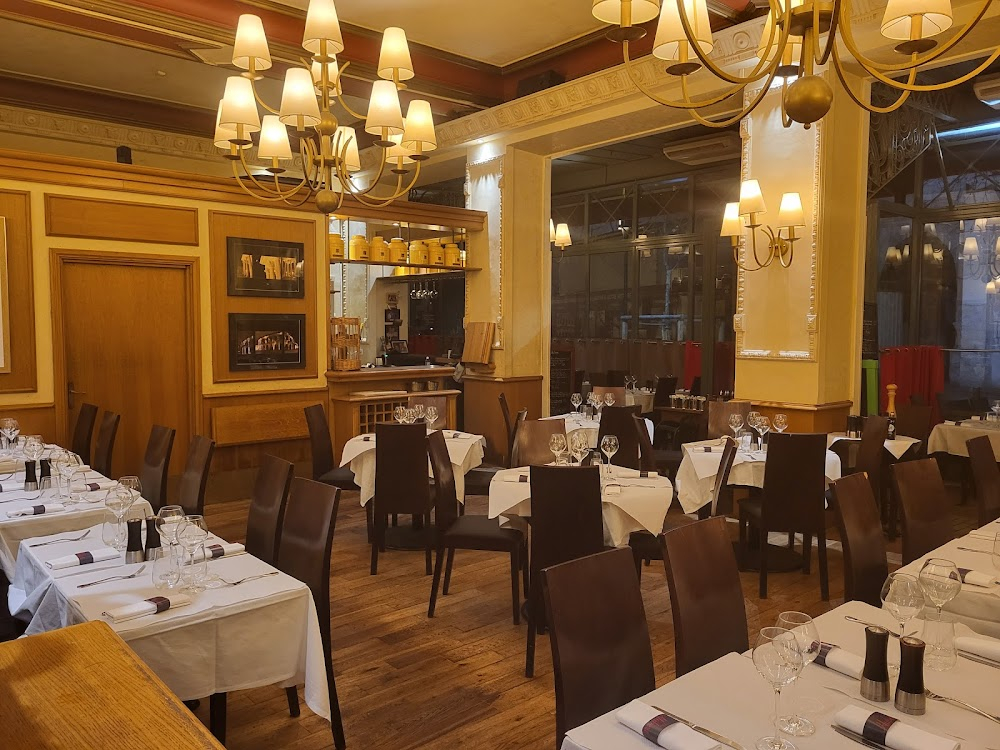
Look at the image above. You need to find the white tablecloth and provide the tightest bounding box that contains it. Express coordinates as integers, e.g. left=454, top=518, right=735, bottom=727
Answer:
left=675, top=439, right=842, bottom=514
left=928, top=421, right=1000, bottom=458
left=625, top=391, right=655, bottom=413
left=340, top=430, right=485, bottom=505
left=563, top=600, right=1000, bottom=750
left=827, top=432, right=922, bottom=460
left=545, top=413, right=655, bottom=451
left=8, top=523, right=331, bottom=720
left=488, top=465, right=672, bottom=547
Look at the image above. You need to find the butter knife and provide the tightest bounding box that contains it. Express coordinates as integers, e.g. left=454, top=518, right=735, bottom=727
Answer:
left=650, top=705, right=746, bottom=750
left=958, top=649, right=1000, bottom=669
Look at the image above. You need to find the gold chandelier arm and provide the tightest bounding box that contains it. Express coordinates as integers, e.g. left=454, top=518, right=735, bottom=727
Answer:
left=623, top=42, right=747, bottom=111
left=302, top=138, right=325, bottom=192
left=332, top=61, right=367, bottom=120
left=780, top=78, right=794, bottom=129
left=231, top=159, right=300, bottom=203
left=831, top=48, right=915, bottom=113
left=248, top=79, right=281, bottom=116
left=681, top=66, right=782, bottom=129
left=813, top=0, right=842, bottom=66
left=846, top=38, right=1000, bottom=92
left=348, top=161, right=424, bottom=207
left=236, top=148, right=309, bottom=200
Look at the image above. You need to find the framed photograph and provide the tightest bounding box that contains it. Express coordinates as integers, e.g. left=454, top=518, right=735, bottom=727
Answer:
left=384, top=307, right=401, bottom=323
left=228, top=313, right=306, bottom=371
left=384, top=324, right=399, bottom=341
left=227, top=237, right=305, bottom=298
left=393, top=340, right=408, bottom=354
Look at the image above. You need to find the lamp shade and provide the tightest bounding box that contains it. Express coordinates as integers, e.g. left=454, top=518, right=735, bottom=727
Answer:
left=279, top=68, right=321, bottom=127
left=777, top=192, right=805, bottom=228
left=886, top=246, right=902, bottom=264
left=402, top=100, right=437, bottom=153
left=881, top=0, right=953, bottom=40
left=219, top=76, right=261, bottom=133
left=720, top=202, right=743, bottom=237
left=550, top=219, right=556, bottom=243
left=385, top=133, right=415, bottom=164
left=963, top=236, right=979, bottom=257
left=365, top=79, right=405, bottom=136
left=554, top=223, right=572, bottom=248
left=592, top=0, right=660, bottom=25
left=311, top=59, right=342, bottom=95
left=303, top=0, right=345, bottom=55
left=988, top=279, right=998, bottom=295
left=233, top=15, right=271, bottom=71
left=756, top=0, right=803, bottom=65
left=213, top=103, right=250, bottom=149
left=652, top=0, right=713, bottom=61
left=902, top=244, right=910, bottom=260
left=738, top=179, right=767, bottom=216
left=258, top=115, right=293, bottom=160
left=378, top=27, right=415, bottom=81
left=335, top=126, right=361, bottom=172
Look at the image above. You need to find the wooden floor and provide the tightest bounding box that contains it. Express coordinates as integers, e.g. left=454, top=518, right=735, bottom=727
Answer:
left=191, top=485, right=979, bottom=750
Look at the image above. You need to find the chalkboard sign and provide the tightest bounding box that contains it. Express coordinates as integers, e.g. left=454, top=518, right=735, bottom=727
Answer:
left=861, top=301, right=878, bottom=359
left=550, top=346, right=574, bottom=415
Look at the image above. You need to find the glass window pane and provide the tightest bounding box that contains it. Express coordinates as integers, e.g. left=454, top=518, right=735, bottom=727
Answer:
left=917, top=221, right=960, bottom=346
left=637, top=245, right=688, bottom=341
left=875, top=216, right=913, bottom=349
left=552, top=193, right=586, bottom=249
left=589, top=251, right=630, bottom=338
left=551, top=253, right=588, bottom=338
left=589, top=187, right=634, bottom=242
left=637, top=177, right=691, bottom=238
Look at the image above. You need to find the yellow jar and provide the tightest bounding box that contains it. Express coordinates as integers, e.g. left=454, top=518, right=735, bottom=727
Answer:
left=428, top=239, right=445, bottom=266
left=444, top=243, right=462, bottom=267
left=328, top=234, right=345, bottom=260
left=409, top=241, right=429, bottom=266
left=349, top=234, right=370, bottom=261
left=370, top=236, right=388, bottom=262
left=389, top=237, right=408, bottom=264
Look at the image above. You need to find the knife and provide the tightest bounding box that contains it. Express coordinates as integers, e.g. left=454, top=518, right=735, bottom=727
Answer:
left=958, top=649, right=1000, bottom=669
left=833, top=725, right=889, bottom=750
left=650, top=705, right=746, bottom=750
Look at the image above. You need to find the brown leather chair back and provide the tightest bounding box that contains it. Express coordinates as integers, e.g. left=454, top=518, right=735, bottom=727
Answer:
left=507, top=409, right=527, bottom=468
left=653, top=376, right=678, bottom=408
left=499, top=392, right=513, bottom=443
left=429, top=430, right=459, bottom=535
left=662, top=516, right=749, bottom=676
left=542, top=548, right=655, bottom=747
left=856, top=415, right=889, bottom=498
left=830, top=472, right=889, bottom=607
left=140, top=424, right=175, bottom=512
left=512, top=419, right=566, bottom=467
left=710, top=437, right=739, bottom=515
left=633, top=415, right=657, bottom=473
left=890, top=458, right=953, bottom=564
left=707, top=400, right=751, bottom=440
left=245, top=454, right=294, bottom=565
left=967, top=435, right=1000, bottom=525
left=304, top=404, right=335, bottom=480
left=895, top=405, right=933, bottom=444
left=92, top=411, right=120, bottom=477
left=591, top=386, right=626, bottom=404
left=177, top=435, right=215, bottom=517
left=374, top=422, right=430, bottom=515
left=597, top=405, right=641, bottom=469
left=606, top=370, right=627, bottom=387
left=761, top=432, right=827, bottom=532
left=72, top=403, right=99, bottom=465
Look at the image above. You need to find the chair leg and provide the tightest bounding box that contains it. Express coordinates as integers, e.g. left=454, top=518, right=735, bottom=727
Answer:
left=425, top=515, right=433, bottom=576
left=365, top=502, right=374, bottom=544
left=391, top=513, right=398, bottom=526
left=738, top=510, right=748, bottom=555
left=370, top=517, right=381, bottom=576
left=787, top=531, right=794, bottom=549
left=428, top=547, right=445, bottom=617
left=521, top=541, right=529, bottom=595
left=210, top=693, right=227, bottom=745
left=818, top=530, right=830, bottom=601
left=758, top=526, right=768, bottom=599
left=631, top=545, right=643, bottom=583
left=442, top=547, right=456, bottom=595
left=802, top=533, right=813, bottom=574
left=324, top=637, right=347, bottom=750
left=510, top=545, right=521, bottom=625
left=286, top=686, right=300, bottom=717
left=525, top=599, right=536, bottom=678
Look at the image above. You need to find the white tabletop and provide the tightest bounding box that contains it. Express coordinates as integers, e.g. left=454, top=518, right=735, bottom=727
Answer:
left=675, top=439, right=842, bottom=514
left=626, top=391, right=655, bottom=413
left=488, top=465, right=672, bottom=547
left=929, top=421, right=1000, bottom=458
left=827, top=432, right=922, bottom=461
left=563, top=600, right=1000, bottom=750
left=340, top=429, right=485, bottom=505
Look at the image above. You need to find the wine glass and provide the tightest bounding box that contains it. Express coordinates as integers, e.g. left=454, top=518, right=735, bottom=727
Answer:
left=773, top=414, right=788, bottom=433
left=105, top=486, right=135, bottom=551
left=880, top=572, right=924, bottom=674
left=918, top=558, right=961, bottom=615
left=425, top=405, right=439, bottom=427
left=155, top=505, right=186, bottom=589
left=69, top=467, right=94, bottom=505
left=729, top=413, right=744, bottom=440
left=119, top=476, right=142, bottom=511
left=570, top=431, right=590, bottom=464
left=992, top=400, right=1000, bottom=419
left=58, top=452, right=82, bottom=502
left=393, top=406, right=406, bottom=423
left=0, top=417, right=18, bottom=456
left=548, top=433, right=567, bottom=464
left=177, top=514, right=209, bottom=593
left=570, top=393, right=583, bottom=413
left=604, top=392, right=616, bottom=408
left=413, top=403, right=426, bottom=421
left=600, top=434, right=619, bottom=477
left=992, top=532, right=1000, bottom=573
left=757, top=416, right=772, bottom=452
left=752, top=627, right=804, bottom=750
left=774, top=612, right=820, bottom=737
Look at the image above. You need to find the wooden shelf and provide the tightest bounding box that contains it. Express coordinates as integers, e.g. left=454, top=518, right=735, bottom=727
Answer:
left=330, top=258, right=480, bottom=271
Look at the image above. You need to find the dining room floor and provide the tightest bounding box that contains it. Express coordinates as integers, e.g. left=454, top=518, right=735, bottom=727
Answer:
left=185, top=479, right=981, bottom=750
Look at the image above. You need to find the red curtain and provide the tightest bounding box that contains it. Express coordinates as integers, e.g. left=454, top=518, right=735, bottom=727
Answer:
left=683, top=340, right=701, bottom=391
left=879, top=346, right=945, bottom=423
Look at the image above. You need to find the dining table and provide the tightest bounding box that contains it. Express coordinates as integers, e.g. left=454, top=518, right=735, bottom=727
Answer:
left=543, top=413, right=655, bottom=450
left=625, top=390, right=655, bottom=414
left=562, top=599, right=1000, bottom=750
left=488, top=464, right=672, bottom=547
left=928, top=420, right=1000, bottom=458
left=827, top=432, right=923, bottom=460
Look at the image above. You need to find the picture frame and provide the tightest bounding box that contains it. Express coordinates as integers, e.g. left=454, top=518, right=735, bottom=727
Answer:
left=394, top=340, right=408, bottom=354
left=384, top=324, right=400, bottom=341
left=226, top=237, right=305, bottom=298
left=228, top=313, right=306, bottom=371
left=384, top=307, right=401, bottom=323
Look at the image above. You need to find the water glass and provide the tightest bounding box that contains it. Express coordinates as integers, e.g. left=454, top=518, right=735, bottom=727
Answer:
left=921, top=612, right=957, bottom=671
left=881, top=572, right=924, bottom=673
left=425, top=406, right=439, bottom=426
left=152, top=546, right=181, bottom=590
left=774, top=612, right=819, bottom=736
left=918, top=558, right=961, bottom=614
left=393, top=406, right=405, bottom=423
left=600, top=434, right=619, bottom=477
left=68, top=468, right=91, bottom=505
left=752, top=627, right=804, bottom=750
left=177, top=514, right=209, bottom=593
left=729, top=413, right=744, bottom=439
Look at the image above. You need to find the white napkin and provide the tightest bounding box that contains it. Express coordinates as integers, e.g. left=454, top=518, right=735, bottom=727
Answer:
left=958, top=567, right=998, bottom=587
left=613, top=468, right=659, bottom=478
left=191, top=542, right=244, bottom=562
left=102, top=594, right=193, bottom=624
left=502, top=473, right=529, bottom=483
left=71, top=479, right=117, bottom=492
left=616, top=701, right=720, bottom=750
left=45, top=547, right=118, bottom=570
left=954, top=635, right=1000, bottom=662
left=813, top=642, right=864, bottom=679
left=833, top=706, right=958, bottom=750
left=6, top=503, right=66, bottom=518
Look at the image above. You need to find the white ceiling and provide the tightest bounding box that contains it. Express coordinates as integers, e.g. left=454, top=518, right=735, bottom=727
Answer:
left=270, top=0, right=606, bottom=67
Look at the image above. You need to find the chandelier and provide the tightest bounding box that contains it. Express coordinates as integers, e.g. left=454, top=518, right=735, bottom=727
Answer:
left=959, top=216, right=1000, bottom=280
left=214, top=0, right=436, bottom=215
left=592, top=0, right=1000, bottom=129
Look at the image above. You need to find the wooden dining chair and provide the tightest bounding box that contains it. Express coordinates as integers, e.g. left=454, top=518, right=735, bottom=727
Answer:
left=71, top=402, right=99, bottom=465
left=633, top=413, right=679, bottom=477
left=176, top=435, right=215, bottom=517
left=597, top=405, right=641, bottom=469
left=91, top=410, right=120, bottom=477
left=244, top=454, right=294, bottom=566
left=465, top=404, right=527, bottom=495
left=304, top=404, right=358, bottom=491
left=855, top=415, right=889, bottom=501
left=512, top=419, right=566, bottom=467
left=895, top=404, right=933, bottom=446
left=966, top=435, right=1000, bottom=525
left=542, top=548, right=655, bottom=748
left=830, top=472, right=889, bottom=608
left=738, top=432, right=829, bottom=599
left=139, top=424, right=175, bottom=512
left=499, top=391, right=514, bottom=449
left=706, top=400, right=751, bottom=440
left=427, top=430, right=526, bottom=624
left=662, top=516, right=749, bottom=677
left=890, top=458, right=954, bottom=564
left=525, top=465, right=605, bottom=678
left=370, top=422, right=432, bottom=575
left=652, top=375, right=678, bottom=409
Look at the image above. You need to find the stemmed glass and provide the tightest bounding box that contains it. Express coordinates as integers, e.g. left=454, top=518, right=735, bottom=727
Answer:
left=23, top=436, right=44, bottom=475
left=604, top=392, right=616, bottom=408
left=68, top=467, right=94, bottom=505
left=729, top=413, right=745, bottom=440
left=992, top=532, right=1000, bottom=572
left=992, top=400, right=1000, bottom=420
left=412, top=404, right=426, bottom=422
left=177, top=514, right=209, bottom=593
left=753, top=627, right=805, bottom=750
left=0, top=417, right=19, bottom=457
left=119, top=476, right=142, bottom=507
left=918, top=558, right=960, bottom=615
left=600, top=434, right=619, bottom=477
left=105, top=485, right=136, bottom=551
left=774, top=612, right=820, bottom=737
left=757, top=416, right=772, bottom=452
left=880, top=572, right=925, bottom=674
left=548, top=433, right=567, bottom=465
left=393, top=406, right=406, bottom=424
left=773, top=414, right=788, bottom=433
left=570, top=393, right=583, bottom=413
left=570, top=431, right=590, bottom=464
left=58, top=452, right=82, bottom=502
left=155, top=505, right=186, bottom=589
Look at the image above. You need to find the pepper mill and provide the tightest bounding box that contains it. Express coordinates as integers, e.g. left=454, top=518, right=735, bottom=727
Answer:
left=23, top=460, right=38, bottom=491
left=861, top=626, right=891, bottom=702
left=144, top=516, right=163, bottom=561
left=125, top=518, right=145, bottom=564
left=38, top=458, right=51, bottom=490
left=895, top=636, right=926, bottom=715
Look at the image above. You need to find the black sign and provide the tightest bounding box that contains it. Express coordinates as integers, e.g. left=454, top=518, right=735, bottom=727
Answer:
left=550, top=347, right=574, bottom=415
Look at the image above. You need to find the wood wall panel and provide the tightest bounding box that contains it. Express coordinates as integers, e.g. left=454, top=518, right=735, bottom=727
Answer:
left=45, top=195, right=199, bottom=245
left=754, top=400, right=853, bottom=434
left=211, top=401, right=313, bottom=446
left=0, top=403, right=56, bottom=441
left=463, top=375, right=543, bottom=464
left=0, top=190, right=35, bottom=392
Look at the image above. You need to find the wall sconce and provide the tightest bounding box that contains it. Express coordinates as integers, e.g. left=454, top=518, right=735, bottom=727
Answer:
left=553, top=222, right=572, bottom=251
left=720, top=179, right=805, bottom=271
left=885, top=246, right=902, bottom=267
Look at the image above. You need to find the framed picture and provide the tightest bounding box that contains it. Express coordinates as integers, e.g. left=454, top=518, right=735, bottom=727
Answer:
left=384, top=307, right=401, bottom=323
left=228, top=313, right=306, bottom=371
left=393, top=340, right=408, bottom=354
left=384, top=324, right=399, bottom=341
left=227, top=237, right=305, bottom=298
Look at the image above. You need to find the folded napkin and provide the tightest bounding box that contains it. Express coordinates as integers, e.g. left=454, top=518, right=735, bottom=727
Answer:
left=360, top=435, right=374, bottom=442
left=958, top=567, right=998, bottom=587
left=71, top=479, right=117, bottom=492
left=616, top=701, right=721, bottom=750
left=502, top=473, right=529, bottom=483
left=45, top=547, right=119, bottom=570
left=7, top=503, right=66, bottom=518
left=102, top=594, right=193, bottom=624
left=613, top=468, right=659, bottom=478
left=191, top=542, right=244, bottom=562
left=833, top=706, right=958, bottom=750
left=812, top=641, right=863, bottom=679
left=954, top=635, right=1000, bottom=662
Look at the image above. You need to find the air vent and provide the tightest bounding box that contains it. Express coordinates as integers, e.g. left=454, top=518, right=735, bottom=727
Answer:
left=663, top=132, right=741, bottom=165
left=973, top=74, right=1000, bottom=108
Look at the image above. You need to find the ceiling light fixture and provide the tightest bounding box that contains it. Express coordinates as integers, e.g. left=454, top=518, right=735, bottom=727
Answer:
left=593, top=0, right=1000, bottom=129
left=215, top=0, right=436, bottom=215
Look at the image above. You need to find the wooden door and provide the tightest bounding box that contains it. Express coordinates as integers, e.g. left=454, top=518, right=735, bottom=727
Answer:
left=54, top=252, right=198, bottom=481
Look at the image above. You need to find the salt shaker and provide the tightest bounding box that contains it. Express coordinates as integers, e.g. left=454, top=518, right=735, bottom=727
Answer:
left=144, top=516, right=163, bottom=561
left=125, top=518, right=145, bottom=564
left=895, top=636, right=926, bottom=715
left=23, top=460, right=38, bottom=491
left=38, top=458, right=51, bottom=490
left=861, top=626, right=890, bottom=702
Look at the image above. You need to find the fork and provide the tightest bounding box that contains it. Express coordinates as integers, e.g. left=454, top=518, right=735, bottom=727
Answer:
left=957, top=546, right=993, bottom=554
left=77, top=564, right=147, bottom=589
left=219, top=571, right=279, bottom=587
left=0, top=492, right=43, bottom=504
left=29, top=529, right=91, bottom=547
left=925, top=689, right=1000, bottom=724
